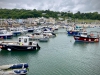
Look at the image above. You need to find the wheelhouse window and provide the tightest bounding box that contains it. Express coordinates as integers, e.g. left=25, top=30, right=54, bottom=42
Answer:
left=24, top=38, right=27, bottom=43
left=83, top=33, right=87, bottom=35
left=29, top=38, right=33, bottom=41
left=19, top=38, right=21, bottom=42
left=29, top=38, right=35, bottom=41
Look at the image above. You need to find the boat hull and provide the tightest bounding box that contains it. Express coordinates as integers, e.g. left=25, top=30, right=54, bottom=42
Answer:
left=74, top=36, right=99, bottom=42
left=0, top=44, right=40, bottom=51
left=0, top=63, right=28, bottom=75
left=0, top=35, right=13, bottom=39
left=28, top=30, right=34, bottom=32
left=0, top=63, right=28, bottom=70
left=13, top=32, right=22, bottom=36
left=0, top=69, right=28, bottom=75
left=39, top=38, right=49, bottom=42
left=67, top=31, right=79, bottom=36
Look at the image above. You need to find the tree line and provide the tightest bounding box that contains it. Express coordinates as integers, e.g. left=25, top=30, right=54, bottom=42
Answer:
left=0, top=8, right=100, bottom=20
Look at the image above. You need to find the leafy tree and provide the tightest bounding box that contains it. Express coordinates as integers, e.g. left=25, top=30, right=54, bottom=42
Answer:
left=0, top=8, right=100, bottom=20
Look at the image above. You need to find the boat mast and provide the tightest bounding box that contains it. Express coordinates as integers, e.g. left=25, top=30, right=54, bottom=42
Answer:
left=0, top=17, right=2, bottom=26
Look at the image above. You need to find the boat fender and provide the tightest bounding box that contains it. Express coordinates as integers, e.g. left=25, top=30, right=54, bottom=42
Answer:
left=89, top=39, right=91, bottom=42
left=0, top=46, right=2, bottom=48
left=27, top=47, right=31, bottom=49
left=7, top=48, right=11, bottom=51
left=36, top=47, right=37, bottom=50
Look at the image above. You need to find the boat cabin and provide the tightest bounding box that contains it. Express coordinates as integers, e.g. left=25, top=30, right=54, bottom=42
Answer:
left=18, top=36, right=37, bottom=46
left=76, top=32, right=87, bottom=37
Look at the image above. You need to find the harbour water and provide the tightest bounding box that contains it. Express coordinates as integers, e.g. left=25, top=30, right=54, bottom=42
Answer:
left=0, top=28, right=100, bottom=75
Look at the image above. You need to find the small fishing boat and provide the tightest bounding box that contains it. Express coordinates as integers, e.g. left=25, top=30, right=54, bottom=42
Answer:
left=43, top=32, right=56, bottom=38
left=0, top=36, right=40, bottom=51
left=67, top=26, right=83, bottom=36
left=0, top=63, right=28, bottom=70
left=27, top=32, right=44, bottom=40
left=41, top=27, right=56, bottom=37
left=0, top=63, right=29, bottom=75
left=74, top=31, right=99, bottom=42
left=18, top=27, right=28, bottom=34
left=39, top=37, right=49, bottom=42
left=0, top=68, right=28, bottom=75
left=52, top=25, right=59, bottom=30
left=67, top=30, right=79, bottom=36
left=9, top=27, right=22, bottom=36
left=0, top=30, right=13, bottom=39
left=39, top=34, right=49, bottom=42
left=27, top=27, right=34, bottom=32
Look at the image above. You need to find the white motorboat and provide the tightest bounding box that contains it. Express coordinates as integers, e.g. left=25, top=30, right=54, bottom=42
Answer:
left=0, top=63, right=29, bottom=75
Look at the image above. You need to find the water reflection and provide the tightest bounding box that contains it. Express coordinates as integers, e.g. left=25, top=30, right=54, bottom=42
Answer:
left=0, top=50, right=40, bottom=65
left=0, top=50, right=39, bottom=57
left=73, top=41, right=99, bottom=49
left=73, top=42, right=87, bottom=46
left=73, top=41, right=99, bottom=46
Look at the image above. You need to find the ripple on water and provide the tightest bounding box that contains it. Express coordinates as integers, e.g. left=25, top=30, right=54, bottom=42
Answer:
left=0, top=28, right=100, bottom=75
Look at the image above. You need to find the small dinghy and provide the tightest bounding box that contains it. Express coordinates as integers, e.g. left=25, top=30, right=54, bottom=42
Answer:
left=0, top=63, right=28, bottom=70
left=0, top=63, right=29, bottom=75
left=39, top=34, right=49, bottom=42
left=0, top=68, right=28, bottom=75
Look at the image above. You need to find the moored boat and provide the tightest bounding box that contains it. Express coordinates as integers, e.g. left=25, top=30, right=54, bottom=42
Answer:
left=39, top=34, right=49, bottom=42
left=27, top=27, right=34, bottom=32
left=0, top=36, right=40, bottom=51
left=74, top=31, right=99, bottom=42
left=0, top=68, right=28, bottom=75
left=0, top=63, right=28, bottom=70
left=9, top=27, right=22, bottom=36
left=0, top=63, right=29, bottom=75
left=67, top=25, right=83, bottom=36
left=0, top=30, right=13, bottom=39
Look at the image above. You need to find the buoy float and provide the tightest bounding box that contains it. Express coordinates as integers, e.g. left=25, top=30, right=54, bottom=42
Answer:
left=89, top=39, right=91, bottom=42
left=0, top=46, right=2, bottom=48
left=84, top=39, right=86, bottom=41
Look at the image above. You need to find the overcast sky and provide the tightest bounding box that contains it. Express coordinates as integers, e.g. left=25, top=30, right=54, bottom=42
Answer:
left=0, top=0, right=100, bottom=13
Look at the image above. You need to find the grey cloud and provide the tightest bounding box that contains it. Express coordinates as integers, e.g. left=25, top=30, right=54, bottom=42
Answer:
left=0, top=0, right=100, bottom=13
